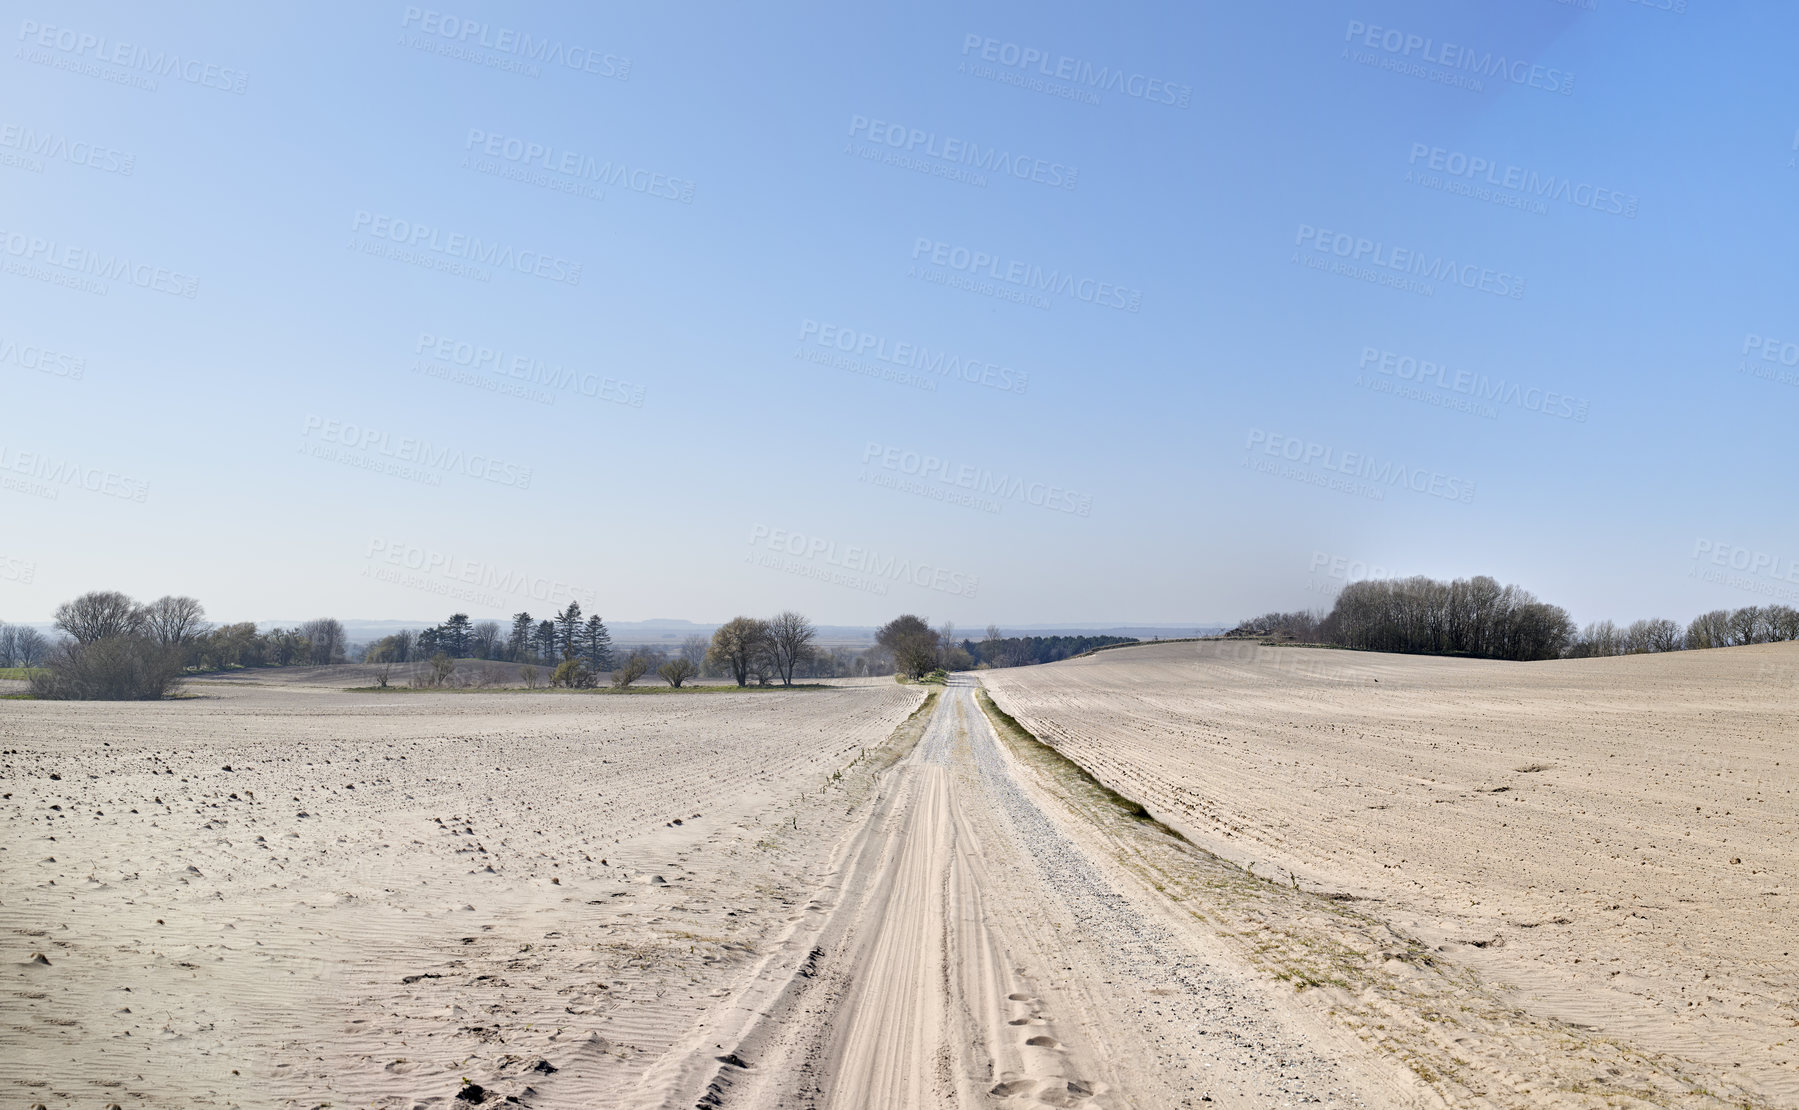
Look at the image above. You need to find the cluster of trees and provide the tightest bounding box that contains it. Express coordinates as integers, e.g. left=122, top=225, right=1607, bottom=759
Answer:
left=26, top=591, right=208, bottom=699
left=193, top=618, right=347, bottom=670
left=960, top=630, right=1136, bottom=668
left=1320, top=577, right=1573, bottom=661
left=364, top=603, right=617, bottom=672
left=11, top=591, right=355, bottom=698
left=0, top=621, right=51, bottom=667
left=704, top=612, right=821, bottom=686
left=864, top=618, right=1136, bottom=678
left=1577, top=604, right=1799, bottom=656
left=1237, top=579, right=1799, bottom=662
left=365, top=607, right=882, bottom=690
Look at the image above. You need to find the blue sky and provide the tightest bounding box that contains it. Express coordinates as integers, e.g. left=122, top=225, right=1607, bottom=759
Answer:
left=3, top=0, right=1795, bottom=630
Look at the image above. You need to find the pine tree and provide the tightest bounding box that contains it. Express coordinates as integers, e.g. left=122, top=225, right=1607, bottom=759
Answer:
left=442, top=613, right=472, bottom=657
left=556, top=602, right=583, bottom=663
left=583, top=614, right=614, bottom=671
left=535, top=619, right=557, bottom=665
left=508, top=612, right=534, bottom=662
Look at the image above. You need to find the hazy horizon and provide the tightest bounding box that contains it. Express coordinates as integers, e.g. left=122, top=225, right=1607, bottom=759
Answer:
left=6, top=1, right=1797, bottom=632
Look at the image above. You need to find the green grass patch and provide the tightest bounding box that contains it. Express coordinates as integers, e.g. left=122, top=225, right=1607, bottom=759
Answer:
left=975, top=687, right=1168, bottom=830
left=0, top=667, right=47, bottom=681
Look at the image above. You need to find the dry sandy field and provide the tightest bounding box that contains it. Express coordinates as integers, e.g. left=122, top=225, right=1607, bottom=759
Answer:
left=1, top=676, right=925, bottom=1109
left=984, top=640, right=1799, bottom=1107
left=4, top=644, right=1795, bottom=1109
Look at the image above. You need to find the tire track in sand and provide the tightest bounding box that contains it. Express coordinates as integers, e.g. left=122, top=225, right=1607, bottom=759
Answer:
left=663, top=677, right=1359, bottom=1109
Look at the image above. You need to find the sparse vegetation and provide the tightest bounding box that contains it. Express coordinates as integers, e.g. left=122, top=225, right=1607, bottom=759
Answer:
left=612, top=653, right=652, bottom=688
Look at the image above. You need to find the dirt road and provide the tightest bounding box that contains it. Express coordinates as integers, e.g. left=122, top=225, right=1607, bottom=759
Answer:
left=663, top=677, right=1383, bottom=1109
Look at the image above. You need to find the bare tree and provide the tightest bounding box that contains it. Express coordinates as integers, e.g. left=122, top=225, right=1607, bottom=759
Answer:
left=142, top=596, right=209, bottom=646
left=470, top=620, right=502, bottom=659
left=680, top=634, right=709, bottom=667
left=0, top=623, right=44, bottom=667
left=706, top=616, right=772, bottom=687
left=1686, top=610, right=1731, bottom=650
left=766, top=610, right=817, bottom=686
left=299, top=618, right=348, bottom=665
left=429, top=653, right=456, bottom=686
left=658, top=657, right=696, bottom=688
left=520, top=663, right=543, bottom=689
left=54, top=590, right=144, bottom=644
left=1769, top=605, right=1799, bottom=642
left=1728, top=606, right=1763, bottom=646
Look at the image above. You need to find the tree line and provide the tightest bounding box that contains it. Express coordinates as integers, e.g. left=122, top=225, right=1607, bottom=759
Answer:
left=865, top=616, right=1123, bottom=678
left=960, top=630, right=1137, bottom=668
left=1236, top=575, right=1799, bottom=661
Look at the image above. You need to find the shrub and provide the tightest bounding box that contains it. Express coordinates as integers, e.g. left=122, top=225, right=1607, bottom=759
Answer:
left=658, top=657, right=696, bottom=688
left=612, top=653, right=651, bottom=688
left=29, top=637, right=185, bottom=700
left=552, top=659, right=593, bottom=688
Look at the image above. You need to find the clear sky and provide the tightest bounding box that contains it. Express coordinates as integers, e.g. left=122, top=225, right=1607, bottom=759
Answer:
left=3, top=0, right=1795, bottom=630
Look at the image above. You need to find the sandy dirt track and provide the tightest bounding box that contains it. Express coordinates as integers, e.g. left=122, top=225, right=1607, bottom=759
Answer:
left=983, top=640, right=1799, bottom=1107
left=651, top=677, right=1399, bottom=1110
left=8, top=646, right=1794, bottom=1108
left=4, top=671, right=1422, bottom=1109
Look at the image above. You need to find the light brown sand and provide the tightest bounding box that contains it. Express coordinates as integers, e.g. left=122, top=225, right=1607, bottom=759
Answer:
left=10, top=646, right=1792, bottom=1109
left=983, top=640, right=1799, bottom=1106
left=0, top=679, right=923, bottom=1108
